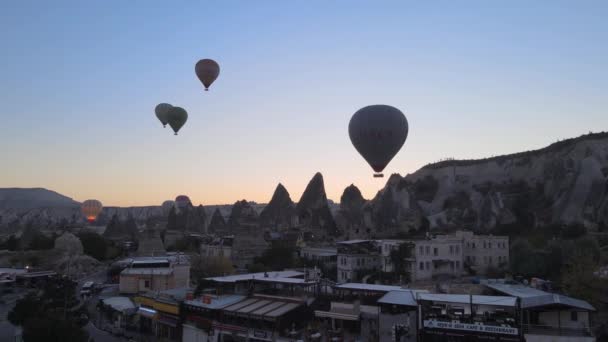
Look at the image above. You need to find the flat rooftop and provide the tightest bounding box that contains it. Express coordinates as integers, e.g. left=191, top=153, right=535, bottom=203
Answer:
left=121, top=268, right=173, bottom=276
left=335, top=283, right=408, bottom=293
left=418, top=293, right=517, bottom=307
left=185, top=294, right=246, bottom=310
left=378, top=290, right=429, bottom=306
left=485, top=283, right=595, bottom=311
left=205, top=270, right=304, bottom=283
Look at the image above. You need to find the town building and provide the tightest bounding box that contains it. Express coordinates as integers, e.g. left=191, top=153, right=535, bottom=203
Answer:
left=337, top=240, right=382, bottom=283
left=418, top=293, right=520, bottom=341
left=410, top=234, right=465, bottom=281
left=134, top=287, right=190, bottom=341
left=314, top=301, right=379, bottom=341
left=454, top=231, right=509, bottom=273
left=377, top=290, right=420, bottom=342
left=298, top=246, right=337, bottom=265
left=485, top=282, right=596, bottom=341
left=119, top=255, right=190, bottom=294
left=200, top=235, right=233, bottom=260
left=182, top=293, right=312, bottom=341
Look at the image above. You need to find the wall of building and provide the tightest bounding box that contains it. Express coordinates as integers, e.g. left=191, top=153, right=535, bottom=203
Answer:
left=119, top=273, right=173, bottom=294
left=460, top=232, right=509, bottom=273
left=411, top=239, right=463, bottom=280
left=173, top=264, right=190, bottom=288
left=379, top=311, right=417, bottom=342
left=538, top=310, right=590, bottom=330
left=119, top=274, right=138, bottom=293
left=337, top=254, right=381, bottom=283
left=182, top=324, right=213, bottom=342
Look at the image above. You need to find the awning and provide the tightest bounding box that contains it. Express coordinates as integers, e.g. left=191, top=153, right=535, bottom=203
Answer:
left=314, top=310, right=359, bottom=321
left=137, top=306, right=157, bottom=318
left=158, top=314, right=178, bottom=328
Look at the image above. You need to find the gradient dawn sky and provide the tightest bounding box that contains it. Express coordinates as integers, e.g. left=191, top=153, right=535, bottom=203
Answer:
left=1, top=1, right=607, bottom=207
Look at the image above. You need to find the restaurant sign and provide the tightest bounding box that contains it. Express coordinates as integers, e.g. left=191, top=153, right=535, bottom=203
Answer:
left=423, top=320, right=518, bottom=335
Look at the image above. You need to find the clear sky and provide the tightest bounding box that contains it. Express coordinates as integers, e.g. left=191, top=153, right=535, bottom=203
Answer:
left=1, top=1, right=607, bottom=206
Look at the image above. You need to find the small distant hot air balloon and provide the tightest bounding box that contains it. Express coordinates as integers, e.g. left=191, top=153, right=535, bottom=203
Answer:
left=175, top=195, right=191, bottom=210
left=81, top=199, right=103, bottom=223
left=195, top=59, right=220, bottom=91
left=348, top=105, right=409, bottom=178
left=166, top=106, right=188, bottom=135
left=155, top=103, right=173, bottom=128
left=162, top=200, right=175, bottom=215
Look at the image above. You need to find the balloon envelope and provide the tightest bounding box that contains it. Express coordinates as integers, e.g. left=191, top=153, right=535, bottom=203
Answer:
left=348, top=105, right=408, bottom=175
left=155, top=103, right=173, bottom=127
left=161, top=200, right=175, bottom=215
left=195, top=59, right=220, bottom=91
left=166, top=107, right=188, bottom=135
left=175, top=195, right=191, bottom=210
left=81, top=199, right=103, bottom=223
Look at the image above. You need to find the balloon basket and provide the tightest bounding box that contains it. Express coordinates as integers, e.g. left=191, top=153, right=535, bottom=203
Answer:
left=374, top=173, right=384, bottom=178
left=174, top=132, right=178, bottom=136
left=205, top=88, right=209, bottom=91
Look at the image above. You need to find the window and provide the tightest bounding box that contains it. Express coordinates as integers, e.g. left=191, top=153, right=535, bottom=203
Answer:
left=456, top=261, right=460, bottom=269
left=426, top=262, right=430, bottom=270
left=455, top=245, right=460, bottom=254
left=425, top=246, right=430, bottom=255
left=419, top=262, right=424, bottom=270
left=144, top=280, right=150, bottom=288
left=489, top=256, right=493, bottom=264
left=489, top=242, right=492, bottom=248
left=450, top=245, right=454, bottom=254
left=571, top=311, right=578, bottom=321
left=419, top=246, right=424, bottom=255
left=450, top=261, right=454, bottom=270
left=483, top=241, right=487, bottom=248
left=472, top=243, right=476, bottom=249
left=434, top=248, right=438, bottom=256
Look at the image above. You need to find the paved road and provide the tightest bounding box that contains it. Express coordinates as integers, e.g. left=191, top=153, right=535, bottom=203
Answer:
left=85, top=322, right=131, bottom=342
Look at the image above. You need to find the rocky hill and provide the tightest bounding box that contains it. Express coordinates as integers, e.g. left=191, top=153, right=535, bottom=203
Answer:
left=366, top=132, right=608, bottom=233
left=3, top=132, right=608, bottom=237
left=258, top=183, right=296, bottom=231
left=296, top=173, right=338, bottom=236
left=0, top=188, right=79, bottom=209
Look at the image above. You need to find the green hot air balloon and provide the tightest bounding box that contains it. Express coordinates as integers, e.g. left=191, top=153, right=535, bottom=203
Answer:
left=167, top=106, right=188, bottom=135
left=155, top=103, right=173, bottom=127
left=348, top=105, right=409, bottom=178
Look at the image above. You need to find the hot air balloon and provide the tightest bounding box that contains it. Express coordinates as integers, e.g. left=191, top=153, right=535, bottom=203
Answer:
left=155, top=103, right=173, bottom=128
left=175, top=195, right=191, bottom=210
left=195, top=59, right=220, bottom=91
left=166, top=106, right=188, bottom=135
left=162, top=200, right=175, bottom=216
left=81, top=199, right=103, bottom=223
left=348, top=105, right=409, bottom=178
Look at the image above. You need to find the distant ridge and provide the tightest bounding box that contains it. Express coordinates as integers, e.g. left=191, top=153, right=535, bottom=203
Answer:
left=423, top=131, right=608, bottom=170
left=0, top=188, right=79, bottom=209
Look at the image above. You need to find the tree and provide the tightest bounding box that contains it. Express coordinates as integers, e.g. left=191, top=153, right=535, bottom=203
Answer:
left=167, top=207, right=177, bottom=230
left=78, top=232, right=108, bottom=260
left=510, top=239, right=549, bottom=278
left=252, top=245, right=298, bottom=271
left=0, top=235, right=19, bottom=251
left=562, top=251, right=606, bottom=306
left=8, top=276, right=88, bottom=342
left=28, top=232, right=54, bottom=250
left=389, top=242, right=414, bottom=275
